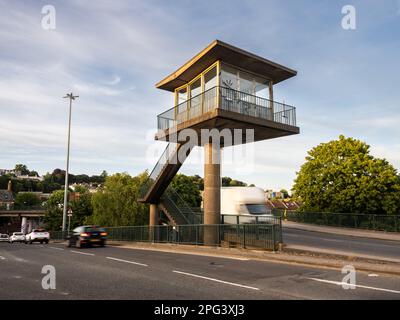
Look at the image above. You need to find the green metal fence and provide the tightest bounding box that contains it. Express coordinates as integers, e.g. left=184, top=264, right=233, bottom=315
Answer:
left=275, top=210, right=400, bottom=233
left=106, top=224, right=281, bottom=251
left=50, top=223, right=282, bottom=251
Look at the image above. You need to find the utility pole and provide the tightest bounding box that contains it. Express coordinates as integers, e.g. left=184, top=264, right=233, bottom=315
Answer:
left=62, top=93, right=79, bottom=233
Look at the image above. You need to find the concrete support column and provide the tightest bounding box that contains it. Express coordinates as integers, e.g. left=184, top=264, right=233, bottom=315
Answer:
left=269, top=80, right=274, bottom=119
left=203, top=142, right=221, bottom=246
left=21, top=217, right=27, bottom=234
left=149, top=204, right=158, bottom=226
left=149, top=204, right=159, bottom=242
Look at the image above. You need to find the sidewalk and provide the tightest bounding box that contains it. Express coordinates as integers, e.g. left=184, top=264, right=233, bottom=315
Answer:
left=283, top=220, right=400, bottom=242
left=107, top=241, right=400, bottom=276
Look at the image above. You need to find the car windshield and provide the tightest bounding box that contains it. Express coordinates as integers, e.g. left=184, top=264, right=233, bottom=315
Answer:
left=245, top=204, right=270, bottom=215
left=1, top=235, right=8, bottom=238
left=14, top=233, right=23, bottom=236
left=33, top=229, right=45, bottom=232
left=85, top=227, right=105, bottom=232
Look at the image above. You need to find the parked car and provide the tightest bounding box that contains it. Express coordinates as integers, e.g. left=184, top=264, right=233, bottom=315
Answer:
left=9, top=232, right=25, bottom=244
left=0, top=234, right=9, bottom=242
left=25, top=228, right=50, bottom=244
left=67, top=226, right=107, bottom=248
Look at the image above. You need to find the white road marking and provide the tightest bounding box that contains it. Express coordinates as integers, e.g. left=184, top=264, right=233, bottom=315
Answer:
left=106, top=256, right=148, bottom=267
left=306, top=278, right=400, bottom=294
left=49, top=246, right=64, bottom=251
left=70, top=250, right=95, bottom=256
left=0, top=256, right=5, bottom=260
left=368, top=274, right=379, bottom=277
left=173, top=270, right=260, bottom=291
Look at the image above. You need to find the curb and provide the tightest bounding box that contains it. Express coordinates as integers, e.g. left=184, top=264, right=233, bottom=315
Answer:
left=282, top=222, right=400, bottom=242
left=106, top=241, right=400, bottom=277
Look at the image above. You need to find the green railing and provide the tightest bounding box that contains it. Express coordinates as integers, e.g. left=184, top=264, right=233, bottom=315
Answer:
left=50, top=223, right=282, bottom=251
left=106, top=224, right=281, bottom=250
left=275, top=210, right=400, bottom=233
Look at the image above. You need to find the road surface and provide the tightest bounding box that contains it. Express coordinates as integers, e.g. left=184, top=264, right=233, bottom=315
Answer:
left=0, top=242, right=400, bottom=300
left=283, top=227, right=400, bottom=261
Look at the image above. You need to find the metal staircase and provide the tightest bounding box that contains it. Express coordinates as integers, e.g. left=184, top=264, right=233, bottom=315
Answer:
left=139, top=141, right=201, bottom=226
left=139, top=142, right=193, bottom=203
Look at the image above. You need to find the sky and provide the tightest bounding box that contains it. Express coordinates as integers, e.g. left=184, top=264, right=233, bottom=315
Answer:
left=0, top=0, right=399, bottom=191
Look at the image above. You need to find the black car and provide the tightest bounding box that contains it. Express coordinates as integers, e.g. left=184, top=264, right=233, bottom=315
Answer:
left=67, top=225, right=107, bottom=248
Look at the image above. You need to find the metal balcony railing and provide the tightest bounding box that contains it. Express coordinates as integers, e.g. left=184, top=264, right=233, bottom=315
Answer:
left=157, top=86, right=297, bottom=131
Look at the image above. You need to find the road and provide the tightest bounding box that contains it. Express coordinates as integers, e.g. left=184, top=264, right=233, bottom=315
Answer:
left=283, top=227, right=400, bottom=261
left=1, top=242, right=400, bottom=300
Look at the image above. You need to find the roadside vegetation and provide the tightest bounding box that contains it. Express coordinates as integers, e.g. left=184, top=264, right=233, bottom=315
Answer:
left=292, top=135, right=400, bottom=215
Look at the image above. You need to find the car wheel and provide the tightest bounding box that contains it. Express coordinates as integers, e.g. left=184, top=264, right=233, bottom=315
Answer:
left=29, top=240, right=33, bottom=244
left=100, top=241, right=106, bottom=247
left=45, top=240, right=49, bottom=244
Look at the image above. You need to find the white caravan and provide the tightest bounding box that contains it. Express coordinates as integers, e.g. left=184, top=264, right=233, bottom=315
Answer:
left=220, top=187, right=273, bottom=224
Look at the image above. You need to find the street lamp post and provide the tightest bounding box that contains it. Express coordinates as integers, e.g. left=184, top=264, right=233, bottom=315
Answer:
left=62, top=93, right=79, bottom=233
left=67, top=208, right=73, bottom=237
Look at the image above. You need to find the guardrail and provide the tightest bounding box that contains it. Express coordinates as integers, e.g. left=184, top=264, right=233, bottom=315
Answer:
left=50, top=222, right=282, bottom=251
left=157, top=86, right=297, bottom=131
left=275, top=210, right=400, bottom=233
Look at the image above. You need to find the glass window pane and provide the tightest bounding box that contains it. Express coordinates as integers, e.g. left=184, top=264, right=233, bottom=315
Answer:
left=220, top=64, right=238, bottom=90
left=254, top=75, right=269, bottom=100
left=177, top=87, right=188, bottom=114
left=190, top=78, right=202, bottom=116
left=239, top=70, right=254, bottom=96
left=204, top=66, right=217, bottom=91
left=177, top=87, right=187, bottom=104
left=190, top=78, right=201, bottom=98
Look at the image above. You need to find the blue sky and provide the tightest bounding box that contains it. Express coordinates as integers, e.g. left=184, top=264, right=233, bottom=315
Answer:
left=0, top=0, right=399, bottom=191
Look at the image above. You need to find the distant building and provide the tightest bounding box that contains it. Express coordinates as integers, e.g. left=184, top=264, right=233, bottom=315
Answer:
left=265, top=199, right=301, bottom=211
left=0, top=168, right=43, bottom=181
left=265, top=190, right=284, bottom=200
left=0, top=181, right=14, bottom=209
left=70, top=183, right=100, bottom=194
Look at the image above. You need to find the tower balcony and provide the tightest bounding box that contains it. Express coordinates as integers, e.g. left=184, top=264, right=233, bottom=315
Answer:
left=156, top=86, right=299, bottom=144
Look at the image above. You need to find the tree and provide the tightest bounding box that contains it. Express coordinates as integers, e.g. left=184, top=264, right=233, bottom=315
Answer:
left=43, top=187, right=93, bottom=231
left=43, top=190, right=64, bottom=231
left=292, top=135, right=400, bottom=214
left=15, top=164, right=30, bottom=175
left=171, top=174, right=202, bottom=207
left=280, top=189, right=289, bottom=199
left=89, top=172, right=149, bottom=227
left=222, top=176, right=247, bottom=187
left=15, top=192, right=41, bottom=207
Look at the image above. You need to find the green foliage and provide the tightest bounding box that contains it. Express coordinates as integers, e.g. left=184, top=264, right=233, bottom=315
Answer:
left=14, top=192, right=41, bottom=207
left=43, top=188, right=93, bottom=231
left=43, top=190, right=65, bottom=231
left=171, top=174, right=202, bottom=207
left=88, top=172, right=149, bottom=227
left=69, top=188, right=93, bottom=229
left=292, top=135, right=400, bottom=214
left=222, top=177, right=247, bottom=187
left=15, top=164, right=30, bottom=175
left=280, top=189, right=289, bottom=199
